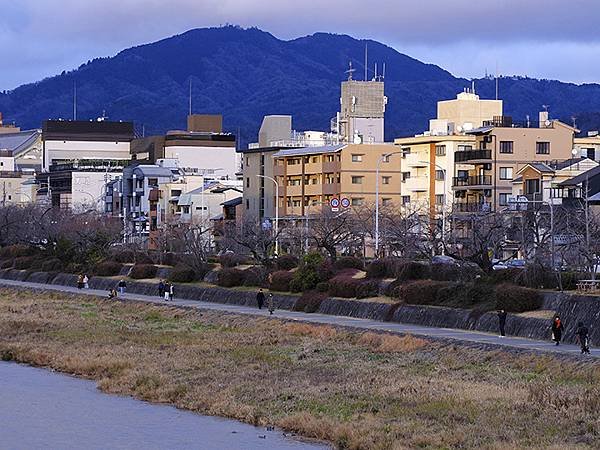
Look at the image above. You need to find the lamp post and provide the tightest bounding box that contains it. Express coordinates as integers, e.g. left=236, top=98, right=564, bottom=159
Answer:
left=256, top=175, right=280, bottom=256
left=419, top=160, right=447, bottom=255
left=375, top=150, right=404, bottom=256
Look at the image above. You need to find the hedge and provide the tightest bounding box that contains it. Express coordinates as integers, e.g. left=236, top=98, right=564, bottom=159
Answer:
left=495, top=283, right=543, bottom=313
left=169, top=266, right=197, bottom=283
left=275, top=255, right=299, bottom=271
left=219, top=253, right=245, bottom=268
left=41, top=258, right=64, bottom=272
left=0, top=245, right=35, bottom=258
left=94, top=261, right=123, bottom=277
left=216, top=268, right=245, bottom=287
left=269, top=270, right=294, bottom=292
left=129, top=264, right=158, bottom=279
left=366, top=258, right=401, bottom=279
left=293, top=291, right=327, bottom=313
left=327, top=276, right=361, bottom=298
left=333, top=256, right=365, bottom=271
left=13, top=256, right=35, bottom=270
left=243, top=266, right=269, bottom=287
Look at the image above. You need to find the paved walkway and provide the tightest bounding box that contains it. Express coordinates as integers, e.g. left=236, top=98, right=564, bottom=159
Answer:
left=1, top=279, right=597, bottom=359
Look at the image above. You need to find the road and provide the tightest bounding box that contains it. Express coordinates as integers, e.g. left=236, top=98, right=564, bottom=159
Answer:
left=0, top=278, right=597, bottom=358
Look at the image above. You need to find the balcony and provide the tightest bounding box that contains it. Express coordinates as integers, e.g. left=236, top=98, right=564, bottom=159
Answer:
left=453, top=202, right=492, bottom=213
left=304, top=183, right=322, bottom=196
left=273, top=165, right=285, bottom=177
left=452, top=175, right=492, bottom=188
left=322, top=182, right=340, bottom=195
left=322, top=160, right=341, bottom=172
left=285, top=163, right=303, bottom=176
left=454, top=149, right=492, bottom=163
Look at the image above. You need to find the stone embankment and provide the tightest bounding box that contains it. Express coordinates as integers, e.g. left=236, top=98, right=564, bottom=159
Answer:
left=2, top=269, right=598, bottom=346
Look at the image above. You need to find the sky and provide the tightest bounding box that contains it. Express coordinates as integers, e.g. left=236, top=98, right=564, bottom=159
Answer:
left=1, top=0, right=600, bottom=90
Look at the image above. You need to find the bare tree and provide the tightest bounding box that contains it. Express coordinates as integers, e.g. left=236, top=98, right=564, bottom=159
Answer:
left=307, top=209, right=362, bottom=261
left=224, top=215, right=278, bottom=266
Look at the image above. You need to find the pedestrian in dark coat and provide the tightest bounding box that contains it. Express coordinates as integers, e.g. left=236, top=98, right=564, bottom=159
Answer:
left=551, top=315, right=564, bottom=345
left=576, top=321, right=591, bottom=354
left=497, top=309, right=507, bottom=337
left=118, top=279, right=127, bottom=295
left=267, top=293, right=276, bottom=315
left=77, top=274, right=84, bottom=289
left=256, top=289, right=265, bottom=309
left=158, top=280, right=165, bottom=298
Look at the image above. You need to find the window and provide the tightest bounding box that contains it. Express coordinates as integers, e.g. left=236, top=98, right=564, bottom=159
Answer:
left=457, top=170, right=469, bottom=179
left=246, top=156, right=249, bottom=166
left=288, top=158, right=301, bottom=165
left=402, top=195, right=411, bottom=205
left=246, top=177, right=250, bottom=188
left=351, top=197, right=364, bottom=206
left=287, top=178, right=301, bottom=186
left=499, top=193, right=509, bottom=206
left=351, top=154, right=363, bottom=162
left=435, top=194, right=444, bottom=205
left=402, top=147, right=411, bottom=158
left=499, top=167, right=513, bottom=180
left=499, top=141, right=514, bottom=154
left=435, top=170, right=445, bottom=181
left=382, top=176, right=391, bottom=184
left=458, top=145, right=472, bottom=151
left=382, top=198, right=392, bottom=206
left=525, top=179, right=540, bottom=195
left=536, top=141, right=550, bottom=154
left=402, top=172, right=411, bottom=182
left=311, top=156, right=319, bottom=163
left=435, top=145, right=446, bottom=156
left=351, top=176, right=363, bottom=184
left=382, top=154, right=390, bottom=163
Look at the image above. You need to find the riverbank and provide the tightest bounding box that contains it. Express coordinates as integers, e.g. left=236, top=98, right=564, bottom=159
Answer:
left=2, top=287, right=600, bottom=449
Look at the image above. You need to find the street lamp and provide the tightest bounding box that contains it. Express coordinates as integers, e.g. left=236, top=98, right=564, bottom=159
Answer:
left=419, top=160, right=447, bottom=255
left=375, top=150, right=404, bottom=256
left=256, top=174, right=280, bottom=256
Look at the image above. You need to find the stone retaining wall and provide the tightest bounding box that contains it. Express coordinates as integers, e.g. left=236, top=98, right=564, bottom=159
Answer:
left=2, top=269, right=599, bottom=345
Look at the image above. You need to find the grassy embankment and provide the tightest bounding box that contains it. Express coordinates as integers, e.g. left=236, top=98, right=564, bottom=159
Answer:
left=1, top=288, right=599, bottom=449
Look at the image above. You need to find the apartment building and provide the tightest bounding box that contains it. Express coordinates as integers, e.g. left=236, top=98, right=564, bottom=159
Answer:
left=131, top=114, right=238, bottom=179
left=454, top=115, right=577, bottom=212
left=0, top=129, right=42, bottom=204
left=272, top=143, right=400, bottom=216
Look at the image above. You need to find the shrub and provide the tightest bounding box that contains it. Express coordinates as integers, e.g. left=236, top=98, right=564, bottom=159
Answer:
left=356, top=280, right=380, bottom=299
left=333, top=256, right=364, bottom=271
left=328, top=276, right=360, bottom=298
left=269, top=270, right=294, bottom=292
left=219, top=253, right=245, bottom=268
left=316, top=281, right=329, bottom=293
left=0, top=258, right=13, bottom=269
left=514, top=264, right=555, bottom=289
left=0, top=245, right=35, bottom=258
left=560, top=272, right=586, bottom=291
left=390, top=279, right=451, bottom=304
left=169, top=266, right=197, bottom=283
left=41, top=258, right=64, bottom=272
left=129, top=264, right=158, bottom=279
left=290, top=252, right=329, bottom=292
left=13, top=256, right=35, bottom=270
left=276, top=255, right=299, bottom=271
left=157, top=252, right=179, bottom=267
left=397, top=261, right=431, bottom=281
left=436, top=282, right=495, bottom=309
left=113, top=250, right=135, bottom=264
left=487, top=268, right=523, bottom=285
left=366, top=258, right=403, bottom=279
left=94, top=261, right=123, bottom=276
left=293, top=291, right=327, bottom=313
left=243, top=266, right=269, bottom=287
left=430, top=261, right=482, bottom=282
left=495, top=283, right=543, bottom=313
left=216, top=268, right=245, bottom=287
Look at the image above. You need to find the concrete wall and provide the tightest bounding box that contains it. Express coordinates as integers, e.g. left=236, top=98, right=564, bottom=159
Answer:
left=163, top=146, right=238, bottom=180
left=43, top=140, right=130, bottom=171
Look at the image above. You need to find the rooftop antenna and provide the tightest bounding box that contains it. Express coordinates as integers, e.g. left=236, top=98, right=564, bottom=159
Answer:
left=471, top=80, right=475, bottom=95
left=73, top=81, right=77, bottom=120
left=382, top=62, right=386, bottom=80
left=495, top=61, right=499, bottom=100
left=345, top=61, right=355, bottom=81
left=572, top=116, right=577, bottom=129
left=542, top=104, right=550, bottom=112
left=374, top=62, right=378, bottom=81
left=188, top=78, right=192, bottom=116
left=364, top=43, right=368, bottom=81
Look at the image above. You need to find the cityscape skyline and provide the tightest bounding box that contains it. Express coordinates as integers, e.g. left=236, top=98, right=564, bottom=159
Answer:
left=2, top=1, right=600, bottom=89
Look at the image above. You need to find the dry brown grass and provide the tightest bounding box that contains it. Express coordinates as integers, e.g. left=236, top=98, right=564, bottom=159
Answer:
left=1, top=287, right=600, bottom=449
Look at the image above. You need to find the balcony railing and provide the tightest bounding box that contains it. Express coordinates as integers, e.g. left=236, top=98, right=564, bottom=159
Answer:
left=452, top=175, right=492, bottom=187
left=453, top=202, right=492, bottom=213
left=454, top=149, right=492, bottom=163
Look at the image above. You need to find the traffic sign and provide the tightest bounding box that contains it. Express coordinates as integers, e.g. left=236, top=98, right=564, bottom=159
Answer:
left=330, top=198, right=340, bottom=212
left=341, top=197, right=350, bottom=208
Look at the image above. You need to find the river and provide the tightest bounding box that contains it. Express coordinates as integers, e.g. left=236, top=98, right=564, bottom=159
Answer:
left=0, top=362, right=329, bottom=450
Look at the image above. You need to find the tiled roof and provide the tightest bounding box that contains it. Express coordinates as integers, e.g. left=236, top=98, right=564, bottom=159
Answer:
left=0, top=130, right=40, bottom=156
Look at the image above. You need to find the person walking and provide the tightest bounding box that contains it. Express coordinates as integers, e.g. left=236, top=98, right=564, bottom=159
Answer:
left=158, top=280, right=165, bottom=298
left=118, top=279, right=127, bottom=296
left=256, top=289, right=265, bottom=310
left=551, top=315, right=564, bottom=346
left=497, top=309, right=507, bottom=337
left=169, top=282, right=174, bottom=302
left=163, top=281, right=170, bottom=301
left=77, top=274, right=84, bottom=290
left=267, top=293, right=276, bottom=315
left=83, top=274, right=89, bottom=289
left=576, top=321, right=591, bottom=354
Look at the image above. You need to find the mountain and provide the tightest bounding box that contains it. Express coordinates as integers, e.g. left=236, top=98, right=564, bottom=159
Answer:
left=1, top=26, right=600, bottom=144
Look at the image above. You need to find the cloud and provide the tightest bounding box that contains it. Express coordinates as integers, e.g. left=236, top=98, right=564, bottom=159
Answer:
left=1, top=0, right=600, bottom=89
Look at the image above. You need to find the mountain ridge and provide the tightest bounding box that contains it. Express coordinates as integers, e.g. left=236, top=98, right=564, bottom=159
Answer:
left=1, top=25, right=599, bottom=143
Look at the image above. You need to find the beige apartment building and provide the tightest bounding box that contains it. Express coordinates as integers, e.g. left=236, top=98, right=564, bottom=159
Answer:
left=272, top=143, right=400, bottom=216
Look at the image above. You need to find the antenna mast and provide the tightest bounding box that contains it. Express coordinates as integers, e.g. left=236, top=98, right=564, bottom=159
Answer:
left=73, top=81, right=77, bottom=120
left=495, top=61, right=499, bottom=100
left=188, top=79, right=192, bottom=116
left=345, top=61, right=355, bottom=80
left=364, top=43, right=368, bottom=81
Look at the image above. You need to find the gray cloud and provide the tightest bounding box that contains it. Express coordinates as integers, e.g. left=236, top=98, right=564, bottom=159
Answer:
left=1, top=0, right=600, bottom=89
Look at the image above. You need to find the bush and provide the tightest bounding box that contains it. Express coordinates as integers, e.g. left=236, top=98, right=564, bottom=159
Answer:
left=560, top=272, right=587, bottom=291
left=316, top=281, right=329, bottom=293
left=113, top=250, right=135, bottom=264
left=366, top=258, right=403, bottom=279
left=0, top=258, right=13, bottom=269
left=389, top=280, right=451, bottom=304
left=333, top=256, right=365, bottom=271
left=397, top=261, right=431, bottom=281
left=436, top=282, right=495, bottom=309
left=169, top=266, right=197, bottom=283
left=276, top=255, right=299, bottom=271
left=13, top=256, right=35, bottom=270
left=243, top=266, right=269, bottom=287
left=219, top=253, right=245, bottom=268
left=430, top=261, right=482, bottom=282
left=495, top=283, right=543, bottom=313
left=356, top=280, right=380, bottom=299
left=0, top=245, right=35, bottom=258
left=94, top=261, right=123, bottom=276
left=514, top=264, right=555, bottom=289
left=129, top=264, right=158, bottom=279
left=41, top=258, right=64, bottom=272
left=290, top=252, right=330, bottom=292
left=157, top=252, right=179, bottom=267
left=269, top=270, right=294, bottom=292
left=293, top=291, right=327, bottom=313
left=216, top=268, right=245, bottom=287
left=328, top=276, right=360, bottom=298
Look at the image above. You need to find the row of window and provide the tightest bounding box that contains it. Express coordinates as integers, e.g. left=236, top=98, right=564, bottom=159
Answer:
left=499, top=141, right=550, bottom=155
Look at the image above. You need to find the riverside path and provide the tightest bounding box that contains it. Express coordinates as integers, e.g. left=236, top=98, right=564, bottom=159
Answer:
left=0, top=278, right=597, bottom=359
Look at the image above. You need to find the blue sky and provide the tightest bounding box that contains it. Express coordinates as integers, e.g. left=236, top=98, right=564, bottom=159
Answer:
left=1, top=0, right=600, bottom=90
